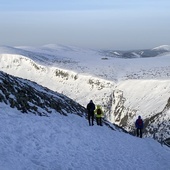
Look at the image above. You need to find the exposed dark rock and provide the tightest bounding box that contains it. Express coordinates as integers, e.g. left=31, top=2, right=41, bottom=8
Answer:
left=0, top=71, right=86, bottom=116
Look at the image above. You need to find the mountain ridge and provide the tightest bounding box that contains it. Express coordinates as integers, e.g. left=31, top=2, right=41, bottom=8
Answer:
left=0, top=70, right=86, bottom=116
left=101, top=44, right=170, bottom=59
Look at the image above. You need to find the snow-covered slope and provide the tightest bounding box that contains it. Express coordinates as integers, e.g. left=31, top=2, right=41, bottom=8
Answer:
left=0, top=70, right=86, bottom=116
left=0, top=44, right=170, bottom=142
left=1, top=70, right=169, bottom=169
left=152, top=45, right=170, bottom=51
left=0, top=46, right=115, bottom=107
left=0, top=102, right=170, bottom=170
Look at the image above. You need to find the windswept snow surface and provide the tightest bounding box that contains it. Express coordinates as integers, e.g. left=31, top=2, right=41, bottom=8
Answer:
left=0, top=103, right=170, bottom=170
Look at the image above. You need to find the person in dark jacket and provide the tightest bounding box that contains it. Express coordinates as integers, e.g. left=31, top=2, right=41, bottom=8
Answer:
left=135, top=116, right=144, bottom=138
left=86, top=100, right=95, bottom=126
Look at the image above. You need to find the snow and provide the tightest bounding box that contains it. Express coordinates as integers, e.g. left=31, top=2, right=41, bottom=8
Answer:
left=0, top=102, right=170, bottom=170
left=116, top=79, right=170, bottom=117
left=152, top=45, right=170, bottom=51
left=1, top=45, right=170, bottom=138
left=1, top=46, right=170, bottom=115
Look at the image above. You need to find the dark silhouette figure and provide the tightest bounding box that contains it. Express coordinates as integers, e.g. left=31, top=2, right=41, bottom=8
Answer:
left=86, top=100, right=95, bottom=126
left=135, top=116, right=144, bottom=138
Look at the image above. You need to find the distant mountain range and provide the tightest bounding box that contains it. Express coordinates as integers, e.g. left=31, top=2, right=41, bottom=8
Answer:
left=101, top=45, right=170, bottom=58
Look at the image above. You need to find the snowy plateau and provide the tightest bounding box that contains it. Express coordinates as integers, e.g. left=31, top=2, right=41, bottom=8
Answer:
left=0, top=44, right=170, bottom=170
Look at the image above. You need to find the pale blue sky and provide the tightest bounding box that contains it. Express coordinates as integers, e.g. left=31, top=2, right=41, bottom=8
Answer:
left=0, top=0, right=170, bottom=50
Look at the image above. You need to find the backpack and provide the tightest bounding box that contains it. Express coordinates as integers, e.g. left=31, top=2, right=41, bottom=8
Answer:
left=97, top=108, right=101, bottom=115
left=137, top=119, right=143, bottom=126
left=87, top=103, right=95, bottom=113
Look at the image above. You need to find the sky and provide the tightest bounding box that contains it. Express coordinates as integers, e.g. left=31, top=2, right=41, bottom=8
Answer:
left=0, top=0, right=170, bottom=50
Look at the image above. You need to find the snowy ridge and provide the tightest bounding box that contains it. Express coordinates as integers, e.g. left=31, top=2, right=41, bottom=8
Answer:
left=152, top=45, right=170, bottom=51
left=102, top=45, right=170, bottom=59
left=0, top=52, right=115, bottom=107
left=0, top=45, right=170, bottom=143
left=0, top=71, right=86, bottom=116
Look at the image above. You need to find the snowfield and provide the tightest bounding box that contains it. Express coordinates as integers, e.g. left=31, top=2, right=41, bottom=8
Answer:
left=0, top=103, right=170, bottom=170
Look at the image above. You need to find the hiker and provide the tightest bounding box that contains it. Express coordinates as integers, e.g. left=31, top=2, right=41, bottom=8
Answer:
left=94, top=105, right=103, bottom=126
left=86, top=100, right=95, bottom=126
left=135, top=116, right=144, bottom=138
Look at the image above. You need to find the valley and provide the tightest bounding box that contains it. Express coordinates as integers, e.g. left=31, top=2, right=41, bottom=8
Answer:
left=0, top=44, right=170, bottom=144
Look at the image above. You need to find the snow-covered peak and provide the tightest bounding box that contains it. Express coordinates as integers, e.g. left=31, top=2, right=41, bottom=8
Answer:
left=152, top=45, right=170, bottom=51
